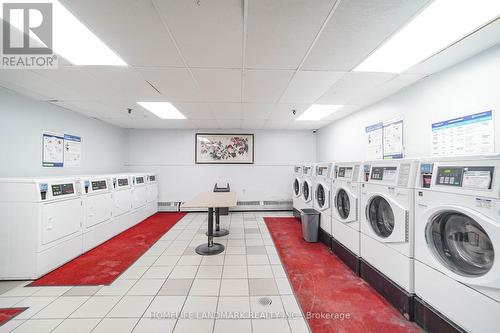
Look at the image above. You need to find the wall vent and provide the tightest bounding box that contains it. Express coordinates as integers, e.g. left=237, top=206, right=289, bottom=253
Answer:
left=158, top=202, right=179, bottom=211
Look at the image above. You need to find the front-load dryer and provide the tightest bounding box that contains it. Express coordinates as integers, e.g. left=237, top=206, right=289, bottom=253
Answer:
left=313, top=162, right=334, bottom=245
left=414, top=155, right=500, bottom=333
left=360, top=159, right=419, bottom=318
left=301, top=164, right=314, bottom=210
left=331, top=162, right=363, bottom=273
left=292, top=165, right=303, bottom=218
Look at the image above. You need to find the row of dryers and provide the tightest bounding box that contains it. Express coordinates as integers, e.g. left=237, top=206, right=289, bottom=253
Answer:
left=0, top=173, right=158, bottom=280
left=292, top=155, right=500, bottom=333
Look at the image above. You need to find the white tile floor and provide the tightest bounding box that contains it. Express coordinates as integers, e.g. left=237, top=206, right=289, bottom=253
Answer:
left=0, top=212, right=310, bottom=333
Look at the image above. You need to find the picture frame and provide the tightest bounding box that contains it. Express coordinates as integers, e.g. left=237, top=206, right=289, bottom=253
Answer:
left=195, top=133, right=254, bottom=164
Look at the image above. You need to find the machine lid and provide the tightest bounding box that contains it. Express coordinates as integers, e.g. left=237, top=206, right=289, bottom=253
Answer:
left=302, top=180, right=310, bottom=200
left=368, top=196, right=395, bottom=238
left=336, top=189, right=351, bottom=220
left=316, top=183, right=326, bottom=208
left=427, top=211, right=494, bottom=277
left=293, top=178, right=301, bottom=196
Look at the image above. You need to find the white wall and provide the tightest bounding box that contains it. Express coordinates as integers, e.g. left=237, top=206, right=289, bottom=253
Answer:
left=126, top=129, right=316, bottom=202
left=317, top=44, right=500, bottom=162
left=0, top=87, right=127, bottom=177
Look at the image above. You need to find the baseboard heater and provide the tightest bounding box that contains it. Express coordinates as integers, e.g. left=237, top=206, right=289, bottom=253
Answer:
left=171, top=199, right=293, bottom=212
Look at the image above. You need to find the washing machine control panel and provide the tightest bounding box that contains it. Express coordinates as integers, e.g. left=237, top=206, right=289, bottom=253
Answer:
left=91, top=180, right=108, bottom=191
left=51, top=183, right=74, bottom=197
left=436, top=166, right=494, bottom=190
left=116, top=177, right=129, bottom=188
left=337, top=166, right=353, bottom=179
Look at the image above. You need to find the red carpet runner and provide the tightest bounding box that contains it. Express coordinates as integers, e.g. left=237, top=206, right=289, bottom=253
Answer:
left=0, top=308, right=27, bottom=326
left=264, top=217, right=421, bottom=333
left=30, top=212, right=186, bottom=287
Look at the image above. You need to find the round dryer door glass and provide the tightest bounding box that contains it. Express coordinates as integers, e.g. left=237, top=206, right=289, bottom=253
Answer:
left=368, top=196, right=394, bottom=238
left=316, top=184, right=325, bottom=208
left=294, top=179, right=300, bottom=195
left=302, top=181, right=309, bottom=200
left=427, top=212, right=494, bottom=277
left=336, top=189, right=350, bottom=219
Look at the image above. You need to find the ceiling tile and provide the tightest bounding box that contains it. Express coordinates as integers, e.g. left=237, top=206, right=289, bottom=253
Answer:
left=316, top=72, right=396, bottom=104
left=245, top=0, right=337, bottom=69
left=192, top=119, right=220, bottom=129
left=242, top=103, right=274, bottom=119
left=60, top=0, right=184, bottom=67
left=137, top=68, right=201, bottom=102
left=0, top=70, right=80, bottom=101
left=264, top=119, right=293, bottom=130
left=216, top=119, right=242, bottom=129
left=192, top=69, right=242, bottom=102
left=240, top=119, right=266, bottom=129
left=302, top=0, right=432, bottom=71
left=31, top=67, right=108, bottom=100
left=208, top=103, right=243, bottom=120
left=269, top=103, right=311, bottom=121
left=172, top=102, right=214, bottom=119
left=83, top=67, right=160, bottom=100
left=280, top=71, right=344, bottom=103
left=243, top=70, right=294, bottom=103
left=288, top=120, right=330, bottom=130
left=102, top=117, right=196, bottom=129
left=154, top=0, right=243, bottom=68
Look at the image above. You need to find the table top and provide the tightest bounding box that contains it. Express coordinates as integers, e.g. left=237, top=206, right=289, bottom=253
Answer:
left=182, top=192, right=237, bottom=208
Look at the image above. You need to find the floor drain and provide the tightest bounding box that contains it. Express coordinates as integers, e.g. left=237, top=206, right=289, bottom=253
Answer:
left=258, top=297, right=273, bottom=306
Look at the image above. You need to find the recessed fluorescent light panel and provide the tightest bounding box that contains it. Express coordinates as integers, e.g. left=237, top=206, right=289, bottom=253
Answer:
left=296, top=105, right=343, bottom=121
left=0, top=0, right=127, bottom=66
left=137, top=102, right=186, bottom=120
left=354, top=0, right=500, bottom=73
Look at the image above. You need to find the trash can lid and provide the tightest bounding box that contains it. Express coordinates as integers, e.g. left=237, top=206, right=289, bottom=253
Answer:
left=301, top=208, right=319, bottom=215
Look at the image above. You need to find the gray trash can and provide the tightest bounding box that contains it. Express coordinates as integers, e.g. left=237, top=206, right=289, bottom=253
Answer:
left=300, top=208, right=320, bottom=242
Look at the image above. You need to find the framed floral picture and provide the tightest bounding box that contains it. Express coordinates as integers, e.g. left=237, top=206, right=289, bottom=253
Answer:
left=195, top=133, right=254, bottom=164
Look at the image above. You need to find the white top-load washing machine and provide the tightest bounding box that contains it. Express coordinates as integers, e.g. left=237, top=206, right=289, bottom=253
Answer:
left=0, top=177, right=83, bottom=279
left=331, top=162, right=363, bottom=258
left=414, top=155, right=500, bottom=333
left=146, top=174, right=158, bottom=217
left=360, top=159, right=419, bottom=294
left=313, top=163, right=334, bottom=238
left=79, top=175, right=113, bottom=252
left=301, top=164, right=314, bottom=210
left=130, top=173, right=148, bottom=223
left=292, top=165, right=303, bottom=216
left=109, top=174, right=133, bottom=235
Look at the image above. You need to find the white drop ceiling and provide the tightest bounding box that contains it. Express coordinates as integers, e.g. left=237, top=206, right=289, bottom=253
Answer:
left=1, top=0, right=499, bottom=130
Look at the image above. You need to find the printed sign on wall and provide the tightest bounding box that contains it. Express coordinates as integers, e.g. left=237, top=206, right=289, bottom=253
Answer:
left=365, top=123, right=383, bottom=160
left=42, top=132, right=82, bottom=167
left=42, top=132, right=64, bottom=167
left=383, top=119, right=404, bottom=159
left=431, top=110, right=494, bottom=156
left=63, top=134, right=82, bottom=167
left=365, top=118, right=404, bottom=160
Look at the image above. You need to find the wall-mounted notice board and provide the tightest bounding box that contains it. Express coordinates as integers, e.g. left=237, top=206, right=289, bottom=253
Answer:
left=42, top=131, right=82, bottom=167
left=365, top=118, right=404, bottom=160
left=431, top=110, right=494, bottom=156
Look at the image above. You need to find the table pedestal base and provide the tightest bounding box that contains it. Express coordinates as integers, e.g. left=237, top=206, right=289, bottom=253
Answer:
left=206, top=229, right=229, bottom=237
left=195, top=243, right=225, bottom=255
